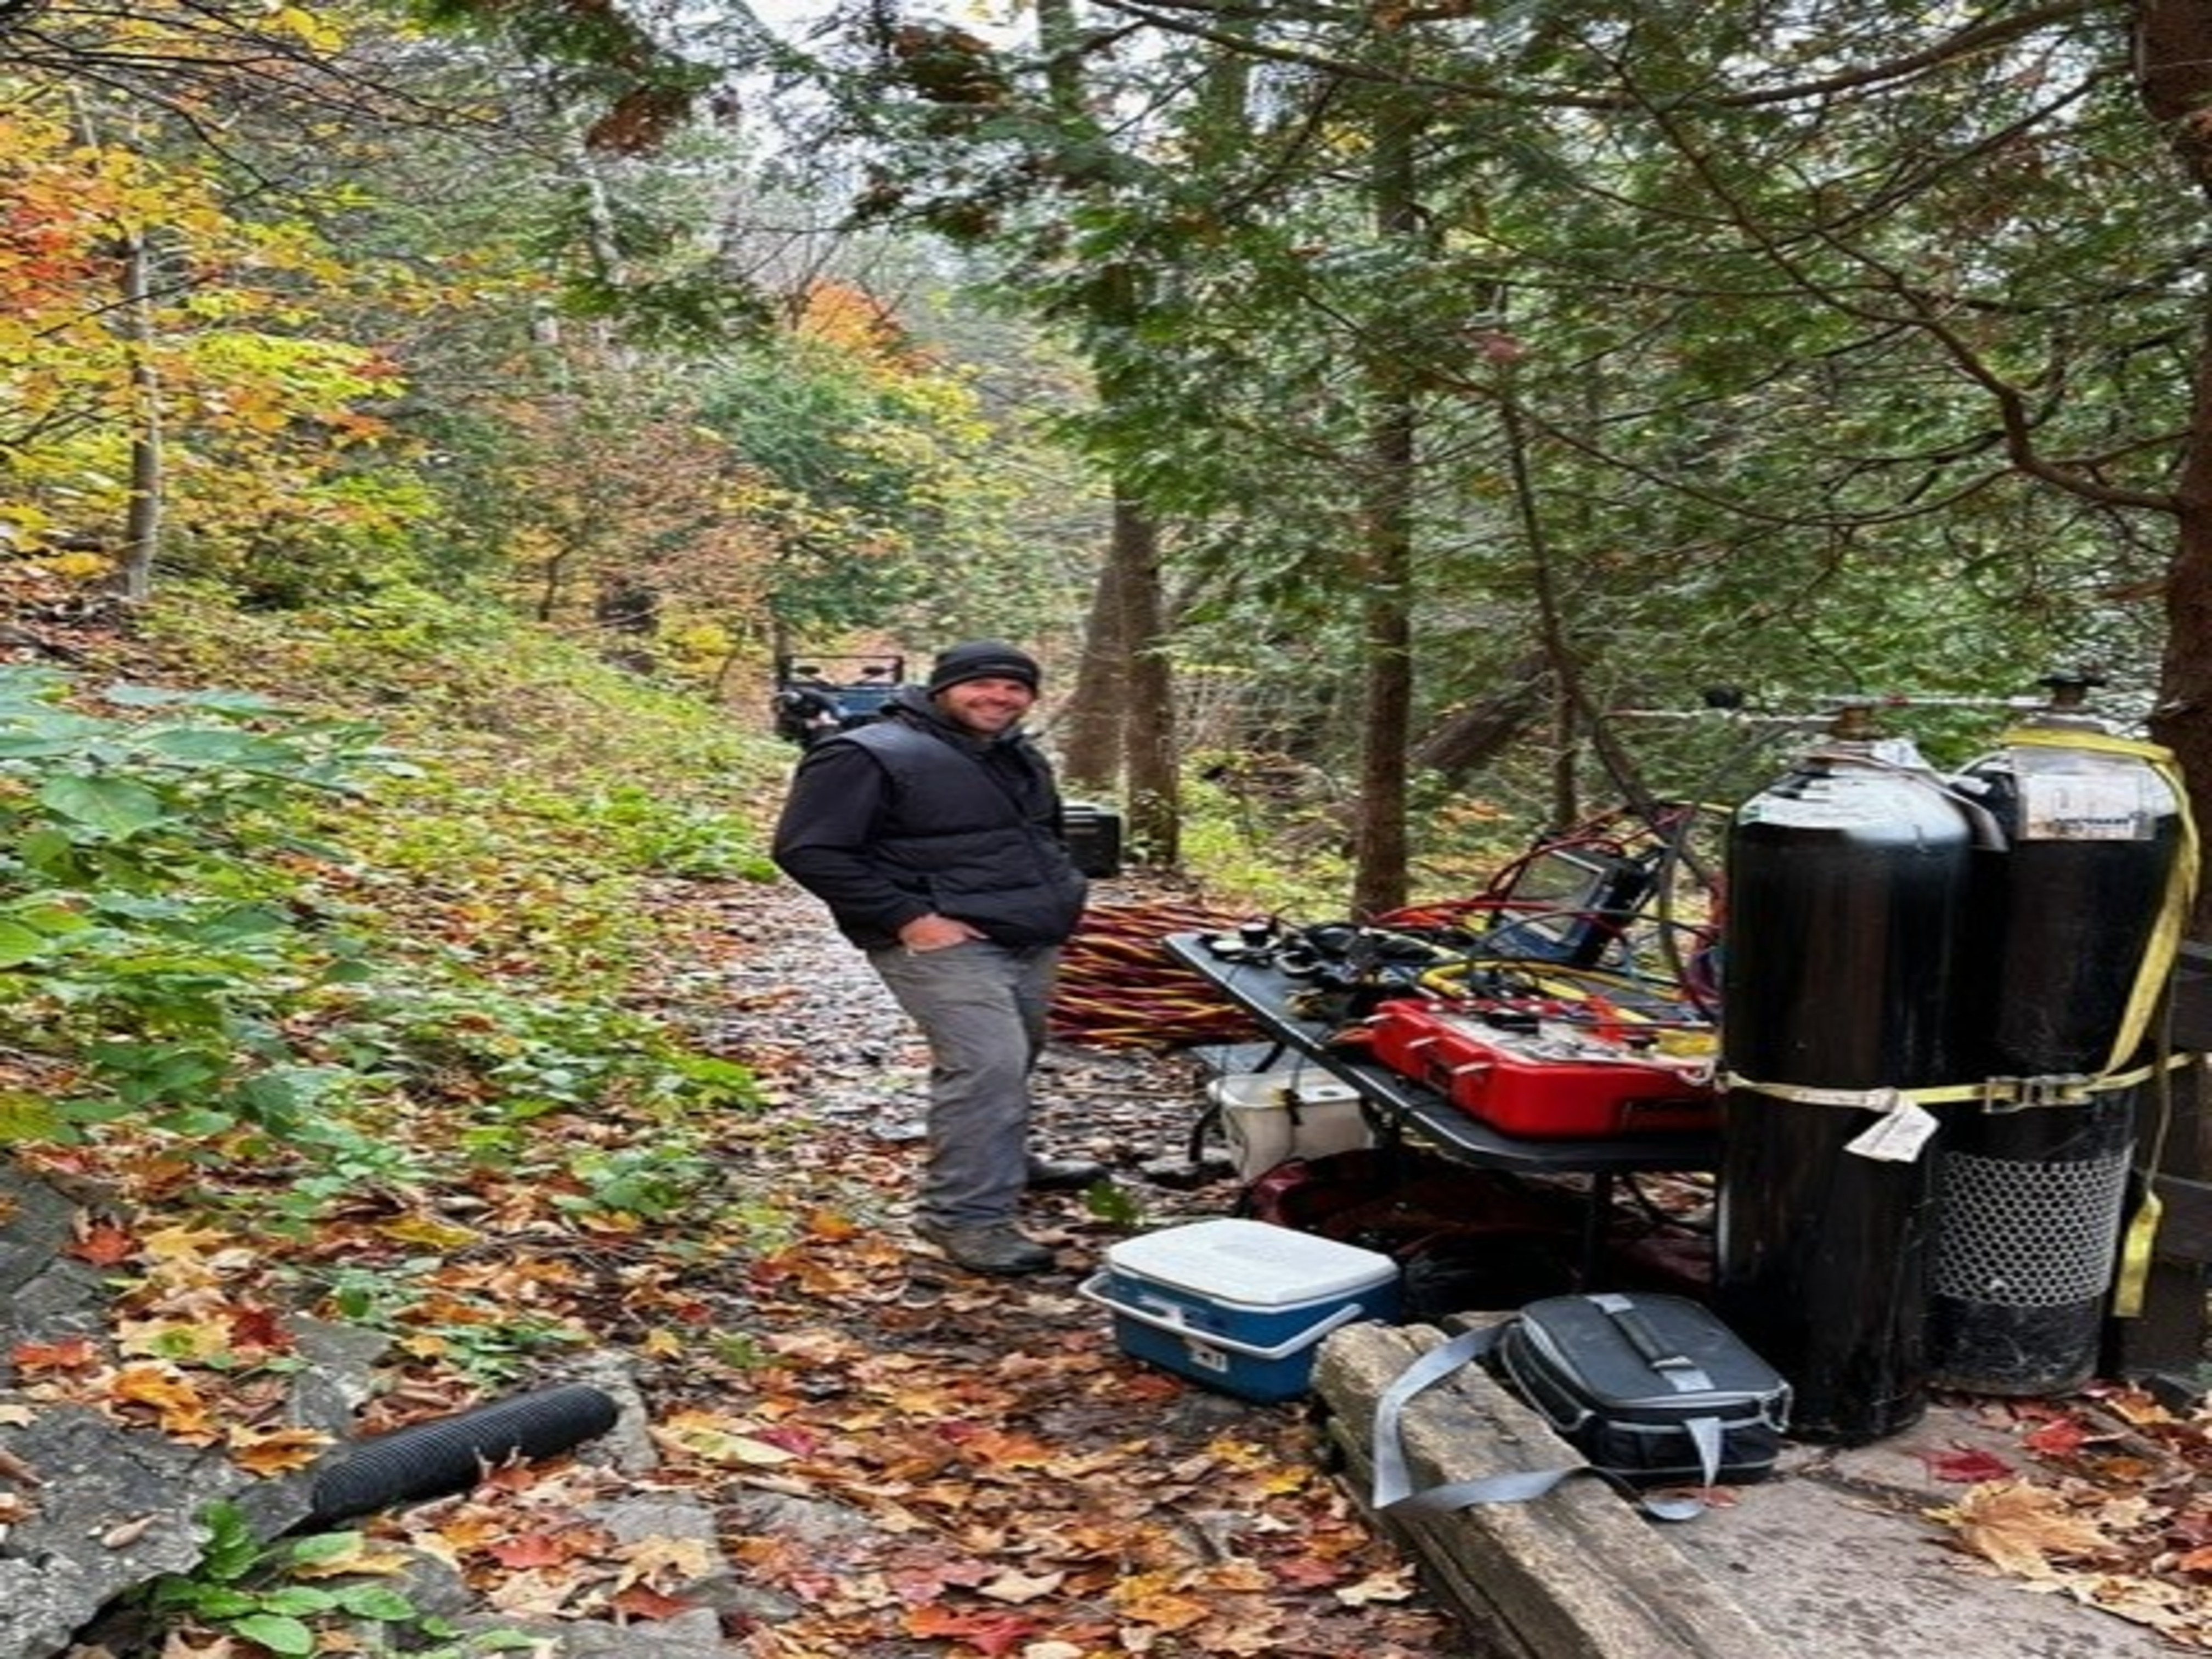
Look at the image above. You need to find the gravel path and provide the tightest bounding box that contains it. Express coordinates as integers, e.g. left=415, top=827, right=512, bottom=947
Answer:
left=670, top=872, right=1236, bottom=1194
left=629, top=870, right=1489, bottom=1657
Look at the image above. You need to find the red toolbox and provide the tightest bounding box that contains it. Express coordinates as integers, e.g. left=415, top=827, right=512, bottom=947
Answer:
left=1364, top=998, right=1719, bottom=1138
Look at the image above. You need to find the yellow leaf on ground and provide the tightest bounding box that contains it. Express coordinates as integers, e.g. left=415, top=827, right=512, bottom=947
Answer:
left=613, top=1534, right=718, bottom=1590
left=227, top=1424, right=331, bottom=1475
left=1932, top=1480, right=2117, bottom=1579
left=651, top=1408, right=799, bottom=1466
left=374, top=1216, right=483, bottom=1250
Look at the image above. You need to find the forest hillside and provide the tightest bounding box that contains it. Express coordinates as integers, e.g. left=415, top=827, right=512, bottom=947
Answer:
left=0, top=579, right=1505, bottom=1657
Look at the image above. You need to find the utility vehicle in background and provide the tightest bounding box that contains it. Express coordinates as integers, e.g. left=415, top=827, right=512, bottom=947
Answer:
left=771, top=652, right=908, bottom=746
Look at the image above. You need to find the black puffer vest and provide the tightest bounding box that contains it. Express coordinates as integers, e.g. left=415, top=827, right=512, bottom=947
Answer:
left=839, top=716, right=1088, bottom=947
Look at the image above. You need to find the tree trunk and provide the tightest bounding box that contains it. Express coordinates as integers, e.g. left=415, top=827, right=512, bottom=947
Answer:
left=1054, top=268, right=1180, bottom=858
left=2137, top=0, right=2212, bottom=935
left=117, top=230, right=160, bottom=602
left=1350, top=93, right=1421, bottom=919
left=1409, top=657, right=1551, bottom=788
left=1032, top=0, right=1181, bottom=860
left=1059, top=548, right=1130, bottom=791
left=1114, top=495, right=1180, bottom=864
left=2124, top=5, right=2212, bottom=1366
left=2150, top=331, right=2212, bottom=939
left=1353, top=396, right=1415, bottom=918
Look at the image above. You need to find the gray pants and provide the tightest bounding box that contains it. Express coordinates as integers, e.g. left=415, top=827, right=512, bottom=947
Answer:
left=866, top=939, right=1061, bottom=1227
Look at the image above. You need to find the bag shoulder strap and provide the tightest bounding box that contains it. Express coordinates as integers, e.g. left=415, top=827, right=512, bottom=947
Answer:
left=1371, top=1324, right=1710, bottom=1523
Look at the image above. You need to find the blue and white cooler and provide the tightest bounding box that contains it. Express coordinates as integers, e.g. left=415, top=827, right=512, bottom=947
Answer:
left=1079, top=1218, right=1401, bottom=1402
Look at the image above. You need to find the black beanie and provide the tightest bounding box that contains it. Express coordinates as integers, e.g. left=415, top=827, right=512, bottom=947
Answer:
left=927, top=640, right=1041, bottom=695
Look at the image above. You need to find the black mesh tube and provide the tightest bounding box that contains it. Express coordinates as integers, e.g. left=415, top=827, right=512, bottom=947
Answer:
left=303, top=1383, right=620, bottom=1527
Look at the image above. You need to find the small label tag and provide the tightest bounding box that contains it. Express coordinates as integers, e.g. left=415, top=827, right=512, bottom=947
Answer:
left=1845, top=1100, right=1939, bottom=1162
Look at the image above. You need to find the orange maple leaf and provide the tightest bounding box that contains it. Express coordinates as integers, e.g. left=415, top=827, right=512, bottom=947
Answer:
left=1108, top=1573, right=1214, bottom=1632
left=487, top=1532, right=584, bottom=1570
left=955, top=1426, right=1057, bottom=1470
left=11, top=1337, right=98, bottom=1373
left=70, top=1222, right=137, bottom=1267
left=902, top=1604, right=1040, bottom=1656
left=610, top=1582, right=693, bottom=1621
left=109, top=1362, right=217, bottom=1442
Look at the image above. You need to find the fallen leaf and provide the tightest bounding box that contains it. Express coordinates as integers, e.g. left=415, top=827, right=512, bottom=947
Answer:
left=136, top=1222, right=237, bottom=1262
left=651, top=1409, right=799, bottom=1466
left=2084, top=1453, right=2163, bottom=1486
left=2097, top=1389, right=2177, bottom=1429
left=1922, top=1445, right=2013, bottom=1483
left=375, top=1215, right=483, bottom=1250
left=904, top=1604, right=1039, bottom=1656
left=1109, top=1572, right=1213, bottom=1632
left=100, top=1514, right=156, bottom=1549
left=2023, top=1417, right=2091, bottom=1458
left=486, top=1532, right=584, bottom=1570
left=289, top=1541, right=415, bottom=1579
left=1933, top=1480, right=2117, bottom=1579
left=70, top=1222, right=137, bottom=1267
left=610, top=1582, right=695, bottom=1620
left=613, top=1533, right=718, bottom=1590
left=977, top=1568, right=1064, bottom=1603
left=1333, top=1567, right=1419, bottom=1606
left=11, top=1338, right=98, bottom=1374
left=108, top=1362, right=217, bottom=1441
left=225, top=1425, right=330, bottom=1475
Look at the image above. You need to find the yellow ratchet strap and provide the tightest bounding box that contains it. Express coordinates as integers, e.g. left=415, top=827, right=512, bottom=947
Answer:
left=2003, top=726, right=2198, bottom=1317
left=1998, top=726, right=2199, bottom=1075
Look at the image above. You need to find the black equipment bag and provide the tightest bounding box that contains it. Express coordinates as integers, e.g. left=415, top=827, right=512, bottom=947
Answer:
left=1235, top=1147, right=1582, bottom=1322
left=1373, top=1292, right=1791, bottom=1522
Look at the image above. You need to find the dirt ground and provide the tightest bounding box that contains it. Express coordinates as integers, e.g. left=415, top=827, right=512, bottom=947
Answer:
left=627, top=869, right=1492, bottom=1657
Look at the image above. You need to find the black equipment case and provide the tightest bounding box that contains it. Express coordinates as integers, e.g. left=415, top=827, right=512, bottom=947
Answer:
left=1493, top=1292, right=1790, bottom=1488
left=1062, top=800, right=1125, bottom=877
left=1373, top=1291, right=1791, bottom=1521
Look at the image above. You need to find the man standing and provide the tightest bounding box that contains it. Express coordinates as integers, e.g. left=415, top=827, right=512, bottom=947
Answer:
left=771, top=640, right=1102, bottom=1275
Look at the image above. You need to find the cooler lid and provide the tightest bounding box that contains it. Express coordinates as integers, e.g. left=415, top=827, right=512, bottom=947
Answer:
left=1105, top=1218, right=1397, bottom=1307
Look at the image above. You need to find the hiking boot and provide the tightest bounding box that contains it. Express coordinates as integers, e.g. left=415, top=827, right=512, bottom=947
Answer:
left=914, top=1219, right=1057, bottom=1276
left=1026, top=1156, right=1109, bottom=1192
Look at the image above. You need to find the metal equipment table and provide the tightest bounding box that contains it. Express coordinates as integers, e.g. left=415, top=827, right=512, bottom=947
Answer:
left=1161, top=930, right=1720, bottom=1278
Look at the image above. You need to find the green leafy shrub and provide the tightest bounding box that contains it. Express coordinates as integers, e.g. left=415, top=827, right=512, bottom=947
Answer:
left=0, top=668, right=403, bottom=1139
left=136, top=1503, right=424, bottom=1656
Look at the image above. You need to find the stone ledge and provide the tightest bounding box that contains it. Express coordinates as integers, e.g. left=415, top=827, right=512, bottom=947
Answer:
left=1312, top=1319, right=1777, bottom=1659
left=1312, top=1318, right=2172, bottom=1658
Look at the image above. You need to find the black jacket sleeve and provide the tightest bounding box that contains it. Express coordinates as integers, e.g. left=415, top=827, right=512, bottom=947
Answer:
left=769, top=741, right=934, bottom=940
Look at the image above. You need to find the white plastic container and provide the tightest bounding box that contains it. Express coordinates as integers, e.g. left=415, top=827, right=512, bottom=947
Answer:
left=1079, top=1218, right=1401, bottom=1401
left=1210, top=1069, right=1373, bottom=1179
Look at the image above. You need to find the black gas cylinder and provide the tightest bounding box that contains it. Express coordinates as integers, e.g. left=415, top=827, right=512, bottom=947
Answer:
left=1929, top=691, right=2183, bottom=1396
left=1717, top=730, right=1982, bottom=1443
